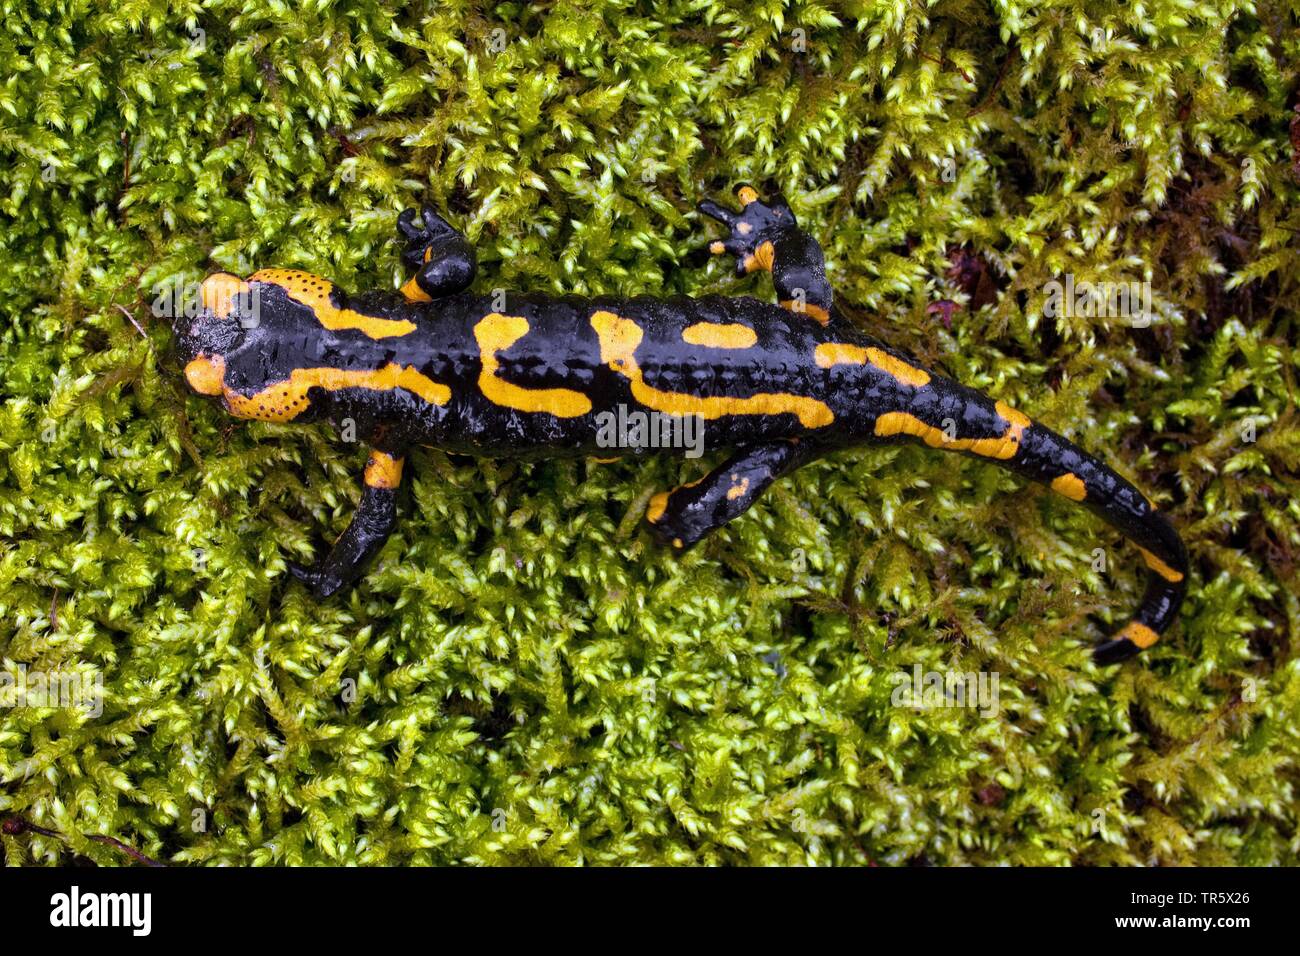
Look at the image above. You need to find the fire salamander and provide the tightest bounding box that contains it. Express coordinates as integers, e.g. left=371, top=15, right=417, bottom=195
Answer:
left=172, top=186, right=1188, bottom=664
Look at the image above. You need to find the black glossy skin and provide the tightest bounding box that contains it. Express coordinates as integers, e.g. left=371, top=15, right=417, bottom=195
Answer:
left=172, top=187, right=1189, bottom=664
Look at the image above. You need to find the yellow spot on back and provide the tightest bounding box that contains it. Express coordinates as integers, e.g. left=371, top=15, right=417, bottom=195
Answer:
left=726, top=477, right=750, bottom=500
left=682, top=322, right=758, bottom=350
left=184, top=355, right=227, bottom=395
left=250, top=268, right=417, bottom=339
left=874, top=401, right=1030, bottom=460
left=813, top=344, right=862, bottom=368
left=814, top=343, right=931, bottom=387
left=474, top=313, right=593, bottom=418
left=1116, top=621, right=1160, bottom=649
left=590, top=310, right=834, bottom=429
left=1138, top=546, right=1185, bottom=583
left=223, top=363, right=450, bottom=423
left=1050, top=472, right=1087, bottom=501
left=647, top=492, right=669, bottom=524
left=364, top=451, right=404, bottom=489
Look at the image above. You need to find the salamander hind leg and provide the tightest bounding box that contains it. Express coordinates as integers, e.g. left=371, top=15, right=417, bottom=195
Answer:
left=647, top=440, right=821, bottom=551
left=698, top=184, right=834, bottom=325
left=289, top=449, right=405, bottom=597
left=396, top=205, right=477, bottom=302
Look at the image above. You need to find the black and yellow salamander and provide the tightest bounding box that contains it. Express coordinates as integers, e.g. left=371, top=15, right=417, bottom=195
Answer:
left=171, top=186, right=1188, bottom=664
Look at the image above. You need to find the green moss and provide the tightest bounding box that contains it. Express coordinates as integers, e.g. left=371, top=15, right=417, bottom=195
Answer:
left=1, top=0, right=1298, bottom=865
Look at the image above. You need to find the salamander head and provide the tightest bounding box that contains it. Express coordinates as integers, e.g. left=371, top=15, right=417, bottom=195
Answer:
left=172, top=272, right=260, bottom=397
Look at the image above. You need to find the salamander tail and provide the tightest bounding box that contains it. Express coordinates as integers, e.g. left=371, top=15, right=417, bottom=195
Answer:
left=997, top=414, right=1188, bottom=663
left=874, top=382, right=1188, bottom=662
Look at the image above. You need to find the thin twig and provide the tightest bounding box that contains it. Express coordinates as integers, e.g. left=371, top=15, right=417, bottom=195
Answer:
left=2, top=816, right=166, bottom=867
left=88, top=834, right=167, bottom=868
left=115, top=303, right=153, bottom=347
left=966, top=53, right=1012, bottom=118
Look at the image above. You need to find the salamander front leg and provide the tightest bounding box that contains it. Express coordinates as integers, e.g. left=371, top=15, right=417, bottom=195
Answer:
left=289, top=451, right=404, bottom=598
left=699, top=184, right=835, bottom=325
left=646, top=440, right=821, bottom=550
left=396, top=205, right=477, bottom=303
